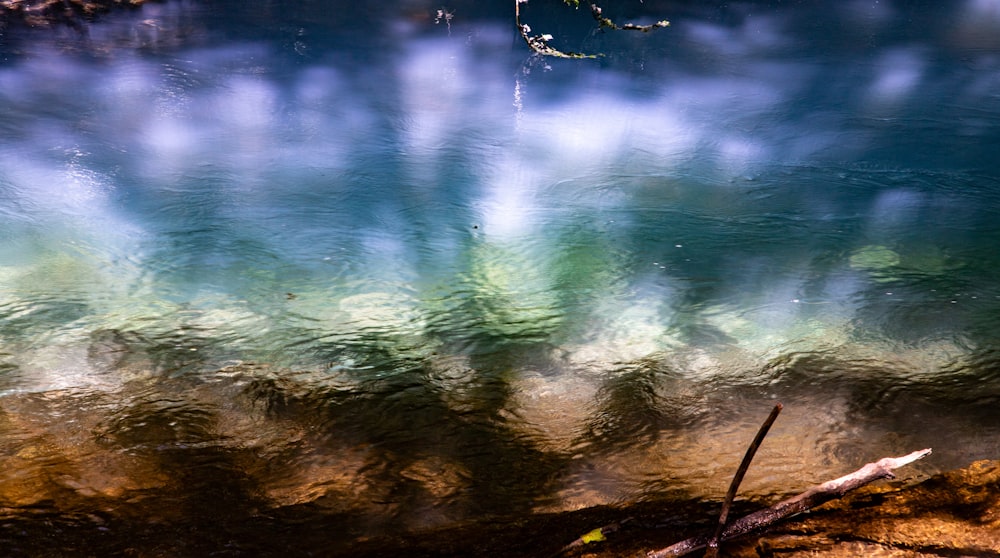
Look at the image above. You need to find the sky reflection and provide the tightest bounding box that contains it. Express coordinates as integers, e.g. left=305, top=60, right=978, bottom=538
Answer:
left=1, top=2, right=998, bottom=375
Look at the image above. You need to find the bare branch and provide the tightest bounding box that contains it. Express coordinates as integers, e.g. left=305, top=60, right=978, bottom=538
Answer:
left=515, top=0, right=599, bottom=59
left=705, top=402, right=783, bottom=557
left=647, top=448, right=933, bottom=558
left=514, top=1, right=668, bottom=59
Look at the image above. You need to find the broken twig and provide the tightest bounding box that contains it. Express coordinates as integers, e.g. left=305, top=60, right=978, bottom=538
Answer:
left=705, top=402, right=783, bottom=557
left=646, top=448, right=933, bottom=558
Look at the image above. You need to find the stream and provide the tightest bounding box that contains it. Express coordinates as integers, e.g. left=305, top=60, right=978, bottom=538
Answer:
left=1, top=0, right=999, bottom=554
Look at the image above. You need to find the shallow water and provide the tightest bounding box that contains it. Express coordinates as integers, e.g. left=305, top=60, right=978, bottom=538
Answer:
left=1, top=0, right=1000, bottom=551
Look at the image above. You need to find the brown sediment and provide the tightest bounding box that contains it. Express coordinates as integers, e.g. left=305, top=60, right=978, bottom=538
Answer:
left=0, top=461, right=998, bottom=557
left=1, top=385, right=997, bottom=558
left=0, top=347, right=997, bottom=557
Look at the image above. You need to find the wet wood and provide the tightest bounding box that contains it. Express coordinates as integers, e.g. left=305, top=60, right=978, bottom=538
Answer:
left=705, top=402, right=783, bottom=558
left=742, top=458, right=1000, bottom=557
left=647, top=448, right=933, bottom=558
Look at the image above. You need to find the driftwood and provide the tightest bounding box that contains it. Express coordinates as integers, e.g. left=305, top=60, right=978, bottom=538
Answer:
left=646, top=448, right=933, bottom=558
left=558, top=403, right=932, bottom=558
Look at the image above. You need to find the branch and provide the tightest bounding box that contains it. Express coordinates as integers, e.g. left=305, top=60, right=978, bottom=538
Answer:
left=515, top=0, right=599, bottom=59
left=514, top=0, right=669, bottom=59
left=646, top=448, right=933, bottom=558
left=705, top=403, right=782, bottom=557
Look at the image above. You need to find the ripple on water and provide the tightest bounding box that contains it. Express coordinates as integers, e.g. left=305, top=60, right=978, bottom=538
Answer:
left=1, top=1, right=1000, bottom=553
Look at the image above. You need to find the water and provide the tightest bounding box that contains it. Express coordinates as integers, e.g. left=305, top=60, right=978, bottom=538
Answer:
left=1, top=0, right=1000, bottom=553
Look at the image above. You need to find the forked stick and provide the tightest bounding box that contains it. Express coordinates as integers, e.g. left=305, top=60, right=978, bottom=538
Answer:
left=646, top=448, right=933, bottom=558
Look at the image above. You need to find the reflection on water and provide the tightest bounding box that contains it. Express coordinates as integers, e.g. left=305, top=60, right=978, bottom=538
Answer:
left=2, top=0, right=1000, bottom=552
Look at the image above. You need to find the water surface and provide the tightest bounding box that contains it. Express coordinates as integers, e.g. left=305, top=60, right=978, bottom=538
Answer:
left=1, top=0, right=1000, bottom=552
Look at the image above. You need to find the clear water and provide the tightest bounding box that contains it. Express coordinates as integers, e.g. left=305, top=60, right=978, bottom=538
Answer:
left=1, top=0, right=999, bottom=549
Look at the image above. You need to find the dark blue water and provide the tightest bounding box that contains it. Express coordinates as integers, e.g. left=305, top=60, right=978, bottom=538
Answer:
left=1, top=0, right=999, bottom=552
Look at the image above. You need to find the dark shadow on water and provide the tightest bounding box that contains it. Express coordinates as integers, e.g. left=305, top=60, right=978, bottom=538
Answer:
left=3, top=339, right=1000, bottom=555
left=243, top=354, right=569, bottom=523
left=578, top=362, right=685, bottom=455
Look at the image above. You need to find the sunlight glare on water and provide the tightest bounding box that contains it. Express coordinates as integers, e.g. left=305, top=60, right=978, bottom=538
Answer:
left=1, top=0, right=1000, bottom=552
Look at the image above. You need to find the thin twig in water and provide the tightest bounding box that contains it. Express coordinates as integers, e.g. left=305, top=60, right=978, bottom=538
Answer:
left=590, top=4, right=669, bottom=31
left=514, top=0, right=668, bottom=59
left=515, top=0, right=598, bottom=59
left=704, top=402, right=783, bottom=558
